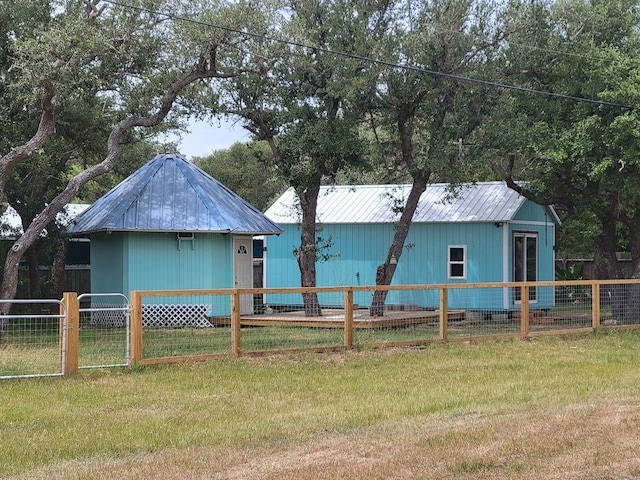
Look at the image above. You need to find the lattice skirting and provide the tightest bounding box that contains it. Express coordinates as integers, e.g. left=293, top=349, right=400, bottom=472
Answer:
left=142, top=304, right=212, bottom=328
left=88, top=304, right=128, bottom=328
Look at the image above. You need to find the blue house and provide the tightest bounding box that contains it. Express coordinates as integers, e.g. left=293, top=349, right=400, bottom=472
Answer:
left=68, top=153, right=282, bottom=316
left=263, top=182, right=560, bottom=313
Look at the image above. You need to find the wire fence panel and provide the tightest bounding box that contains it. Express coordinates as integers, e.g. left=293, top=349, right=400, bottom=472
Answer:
left=0, top=300, right=65, bottom=379
left=78, top=293, right=130, bottom=369
left=242, top=289, right=345, bottom=352
left=140, top=291, right=234, bottom=361
left=125, top=281, right=640, bottom=367
left=600, top=281, right=640, bottom=327
left=3, top=280, right=640, bottom=377
left=529, top=282, right=592, bottom=333
left=352, top=286, right=441, bottom=347
left=446, top=285, right=522, bottom=339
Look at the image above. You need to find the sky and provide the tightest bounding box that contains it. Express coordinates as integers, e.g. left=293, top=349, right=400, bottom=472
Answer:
left=169, top=118, right=250, bottom=159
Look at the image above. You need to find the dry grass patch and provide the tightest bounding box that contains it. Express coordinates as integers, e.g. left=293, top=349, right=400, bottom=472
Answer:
left=3, top=332, right=640, bottom=479
left=14, top=400, right=640, bottom=480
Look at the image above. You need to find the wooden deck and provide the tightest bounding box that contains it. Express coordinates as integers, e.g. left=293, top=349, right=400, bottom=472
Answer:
left=210, top=308, right=465, bottom=329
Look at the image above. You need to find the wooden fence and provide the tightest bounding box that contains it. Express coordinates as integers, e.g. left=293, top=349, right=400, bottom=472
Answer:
left=57, top=279, right=640, bottom=374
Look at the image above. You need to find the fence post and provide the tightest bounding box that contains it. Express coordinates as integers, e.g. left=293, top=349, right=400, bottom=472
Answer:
left=520, top=285, right=530, bottom=338
left=344, top=289, right=354, bottom=348
left=130, top=291, right=142, bottom=365
left=231, top=290, right=241, bottom=355
left=61, top=292, right=79, bottom=376
left=439, top=287, right=448, bottom=341
left=592, top=282, right=601, bottom=330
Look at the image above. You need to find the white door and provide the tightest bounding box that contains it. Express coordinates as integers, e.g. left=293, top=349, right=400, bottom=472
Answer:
left=233, top=236, right=254, bottom=315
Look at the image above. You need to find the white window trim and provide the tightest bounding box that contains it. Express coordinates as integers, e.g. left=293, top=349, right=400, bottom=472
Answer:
left=448, top=245, right=467, bottom=280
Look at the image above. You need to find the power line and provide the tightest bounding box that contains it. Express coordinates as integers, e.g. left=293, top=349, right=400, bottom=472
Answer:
left=101, top=0, right=633, bottom=110
left=409, top=25, right=627, bottom=64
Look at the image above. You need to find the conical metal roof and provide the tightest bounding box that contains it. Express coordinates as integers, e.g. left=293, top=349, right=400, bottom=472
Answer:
left=68, top=153, right=282, bottom=235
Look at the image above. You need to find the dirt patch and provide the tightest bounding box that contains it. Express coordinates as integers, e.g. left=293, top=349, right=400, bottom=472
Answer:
left=14, top=400, right=640, bottom=480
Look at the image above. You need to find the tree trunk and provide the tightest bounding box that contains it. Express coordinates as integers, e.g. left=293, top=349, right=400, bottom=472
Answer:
left=0, top=247, right=21, bottom=342
left=26, top=246, right=42, bottom=299
left=51, top=237, right=67, bottom=300
left=370, top=175, right=429, bottom=316
left=592, top=213, right=626, bottom=322
left=296, top=180, right=322, bottom=317
left=592, top=233, right=622, bottom=280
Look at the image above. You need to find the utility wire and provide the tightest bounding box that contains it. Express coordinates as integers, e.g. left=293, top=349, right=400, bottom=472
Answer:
left=101, top=0, right=633, bottom=110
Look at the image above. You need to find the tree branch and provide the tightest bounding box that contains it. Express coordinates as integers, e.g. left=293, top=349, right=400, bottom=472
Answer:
left=1, top=62, right=236, bottom=302
left=0, top=80, right=57, bottom=195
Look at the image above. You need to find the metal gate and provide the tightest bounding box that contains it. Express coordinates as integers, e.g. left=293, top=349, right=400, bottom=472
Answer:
left=0, top=299, right=67, bottom=380
left=78, top=293, right=130, bottom=369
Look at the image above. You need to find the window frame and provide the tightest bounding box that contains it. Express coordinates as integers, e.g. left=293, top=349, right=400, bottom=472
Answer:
left=447, top=245, right=467, bottom=280
left=513, top=231, right=538, bottom=303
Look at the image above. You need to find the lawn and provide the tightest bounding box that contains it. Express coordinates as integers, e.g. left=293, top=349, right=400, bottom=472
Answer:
left=1, top=330, right=640, bottom=479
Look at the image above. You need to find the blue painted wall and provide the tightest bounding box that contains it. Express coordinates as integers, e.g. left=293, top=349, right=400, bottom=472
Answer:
left=265, top=201, right=557, bottom=312
left=90, top=231, right=233, bottom=314
left=91, top=232, right=124, bottom=294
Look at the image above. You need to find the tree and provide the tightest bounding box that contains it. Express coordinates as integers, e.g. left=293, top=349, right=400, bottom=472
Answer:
left=220, top=0, right=393, bottom=315
left=368, top=0, right=504, bottom=315
left=0, top=0, right=263, bottom=342
left=482, top=0, right=640, bottom=279
left=194, top=141, right=286, bottom=211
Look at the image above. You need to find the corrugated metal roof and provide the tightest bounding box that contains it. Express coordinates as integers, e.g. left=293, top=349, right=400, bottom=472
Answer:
left=68, top=153, right=282, bottom=235
left=265, top=182, right=558, bottom=224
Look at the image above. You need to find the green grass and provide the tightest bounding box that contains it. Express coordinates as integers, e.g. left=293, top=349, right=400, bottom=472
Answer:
left=1, top=316, right=630, bottom=376
left=1, top=330, right=640, bottom=477
left=142, top=325, right=439, bottom=358
left=0, top=344, right=62, bottom=377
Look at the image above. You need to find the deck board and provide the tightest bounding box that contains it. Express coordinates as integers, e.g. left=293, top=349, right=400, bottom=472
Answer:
left=210, top=309, right=465, bottom=328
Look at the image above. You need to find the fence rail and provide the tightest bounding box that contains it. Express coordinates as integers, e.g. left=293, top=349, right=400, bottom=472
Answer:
left=129, top=279, right=640, bottom=366
left=3, top=279, right=639, bottom=377
left=0, top=299, right=67, bottom=380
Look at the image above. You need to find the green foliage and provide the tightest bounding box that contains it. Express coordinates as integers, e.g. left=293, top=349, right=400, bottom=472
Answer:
left=480, top=0, right=640, bottom=274
left=555, top=263, right=583, bottom=282
left=276, top=117, right=367, bottom=188
left=194, top=141, right=287, bottom=211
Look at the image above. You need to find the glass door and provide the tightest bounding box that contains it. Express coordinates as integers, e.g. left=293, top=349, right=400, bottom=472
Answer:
left=513, top=232, right=538, bottom=303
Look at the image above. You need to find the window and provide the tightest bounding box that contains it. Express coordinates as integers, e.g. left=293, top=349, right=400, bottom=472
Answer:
left=448, top=245, right=466, bottom=279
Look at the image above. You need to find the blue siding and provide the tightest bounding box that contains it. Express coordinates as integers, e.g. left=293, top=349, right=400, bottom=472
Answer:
left=265, top=222, right=511, bottom=309
left=265, top=202, right=557, bottom=312
left=90, top=232, right=124, bottom=293
left=91, top=231, right=234, bottom=315
left=514, top=201, right=555, bottom=223
left=122, top=232, right=232, bottom=292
